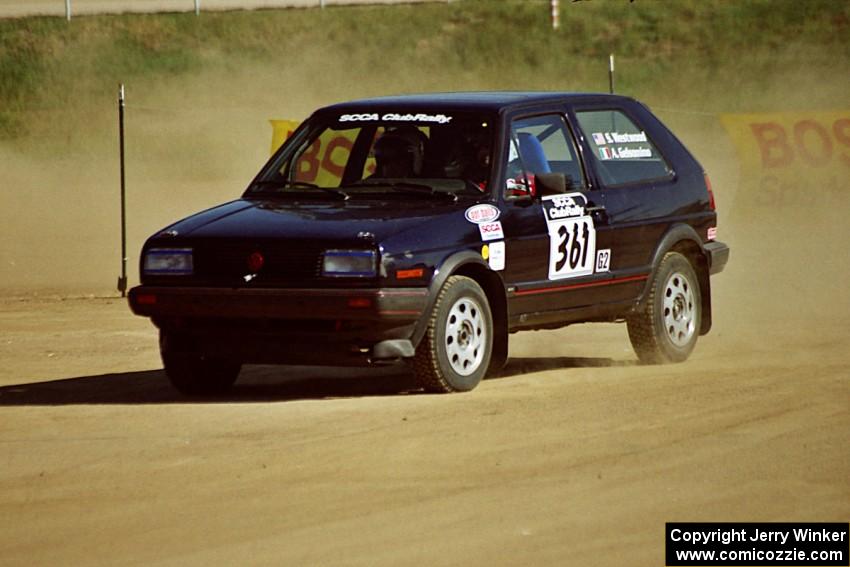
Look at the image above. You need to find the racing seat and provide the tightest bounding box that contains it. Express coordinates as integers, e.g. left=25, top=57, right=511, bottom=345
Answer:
left=506, top=133, right=552, bottom=197
left=517, top=133, right=551, bottom=174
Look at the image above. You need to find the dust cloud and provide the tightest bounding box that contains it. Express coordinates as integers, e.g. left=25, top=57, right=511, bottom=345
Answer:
left=1, top=56, right=848, bottom=354
left=0, top=57, right=502, bottom=295
left=0, top=64, right=309, bottom=295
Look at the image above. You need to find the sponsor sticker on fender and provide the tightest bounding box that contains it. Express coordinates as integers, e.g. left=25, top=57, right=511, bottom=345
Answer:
left=488, top=241, right=505, bottom=271
left=478, top=221, right=504, bottom=242
left=465, top=204, right=500, bottom=224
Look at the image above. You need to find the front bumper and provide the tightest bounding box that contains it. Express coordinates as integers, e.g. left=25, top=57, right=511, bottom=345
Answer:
left=129, top=285, right=427, bottom=321
left=128, top=285, right=428, bottom=365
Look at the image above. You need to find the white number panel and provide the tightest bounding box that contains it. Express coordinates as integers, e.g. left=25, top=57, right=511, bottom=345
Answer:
left=542, top=193, right=597, bottom=280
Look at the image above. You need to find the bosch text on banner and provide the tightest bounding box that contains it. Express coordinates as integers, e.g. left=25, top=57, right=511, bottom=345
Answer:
left=721, top=110, right=850, bottom=208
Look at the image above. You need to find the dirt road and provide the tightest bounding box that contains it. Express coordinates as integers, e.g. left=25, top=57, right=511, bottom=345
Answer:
left=1, top=282, right=847, bottom=565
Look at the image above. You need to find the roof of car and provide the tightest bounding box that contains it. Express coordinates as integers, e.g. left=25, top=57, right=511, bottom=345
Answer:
left=319, top=91, right=635, bottom=113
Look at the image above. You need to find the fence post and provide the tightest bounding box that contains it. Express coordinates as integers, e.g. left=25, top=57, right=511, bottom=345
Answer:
left=117, top=84, right=128, bottom=297
left=65, top=0, right=71, bottom=21
left=551, top=0, right=560, bottom=30
left=608, top=54, right=615, bottom=94
left=194, top=0, right=200, bottom=16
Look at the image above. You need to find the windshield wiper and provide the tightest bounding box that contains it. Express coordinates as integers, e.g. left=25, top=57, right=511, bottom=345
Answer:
left=389, top=182, right=459, bottom=202
left=343, top=180, right=458, bottom=201
left=252, top=179, right=349, bottom=200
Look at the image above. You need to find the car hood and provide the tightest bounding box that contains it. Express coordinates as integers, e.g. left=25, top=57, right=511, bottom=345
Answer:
left=154, top=197, right=477, bottom=248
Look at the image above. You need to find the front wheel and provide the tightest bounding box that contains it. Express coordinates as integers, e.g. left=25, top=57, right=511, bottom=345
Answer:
left=413, top=276, right=493, bottom=393
left=627, top=252, right=702, bottom=364
left=160, top=331, right=241, bottom=396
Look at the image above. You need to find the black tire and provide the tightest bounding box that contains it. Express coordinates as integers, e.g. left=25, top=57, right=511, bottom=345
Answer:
left=487, top=334, right=509, bottom=375
left=160, top=330, right=241, bottom=396
left=627, top=251, right=702, bottom=364
left=413, top=275, right=493, bottom=393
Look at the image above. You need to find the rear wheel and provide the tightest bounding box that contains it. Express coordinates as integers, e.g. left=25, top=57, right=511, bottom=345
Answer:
left=627, top=252, right=701, bottom=364
left=414, top=276, right=493, bottom=393
left=160, top=330, right=241, bottom=396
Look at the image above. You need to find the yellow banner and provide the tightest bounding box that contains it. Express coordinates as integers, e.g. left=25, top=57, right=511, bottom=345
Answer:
left=720, top=110, right=850, bottom=207
left=269, top=119, right=300, bottom=154
left=269, top=119, right=377, bottom=187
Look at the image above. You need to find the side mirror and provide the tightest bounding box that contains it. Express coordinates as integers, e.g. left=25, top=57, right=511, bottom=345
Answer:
left=535, top=172, right=567, bottom=196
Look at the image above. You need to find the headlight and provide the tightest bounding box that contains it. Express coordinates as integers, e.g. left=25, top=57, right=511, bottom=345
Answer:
left=322, top=249, right=376, bottom=278
left=143, top=248, right=193, bottom=275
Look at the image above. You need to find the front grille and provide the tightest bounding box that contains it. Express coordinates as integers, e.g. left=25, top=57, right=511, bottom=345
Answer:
left=193, top=241, right=324, bottom=282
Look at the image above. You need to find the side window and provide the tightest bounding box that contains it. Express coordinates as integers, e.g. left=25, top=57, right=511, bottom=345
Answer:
left=504, top=114, right=586, bottom=198
left=575, top=109, right=672, bottom=186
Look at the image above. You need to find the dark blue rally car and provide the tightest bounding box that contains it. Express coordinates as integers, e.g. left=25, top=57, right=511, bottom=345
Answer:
left=129, top=92, right=729, bottom=395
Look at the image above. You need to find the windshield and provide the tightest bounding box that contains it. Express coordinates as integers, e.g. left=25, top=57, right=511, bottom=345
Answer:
left=248, top=110, right=497, bottom=198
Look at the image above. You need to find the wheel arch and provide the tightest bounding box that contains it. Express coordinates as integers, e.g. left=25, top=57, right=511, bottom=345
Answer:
left=412, top=251, right=508, bottom=371
left=638, top=223, right=713, bottom=335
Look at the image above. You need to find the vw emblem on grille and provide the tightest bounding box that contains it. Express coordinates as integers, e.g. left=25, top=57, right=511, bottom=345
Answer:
left=247, top=251, right=265, bottom=273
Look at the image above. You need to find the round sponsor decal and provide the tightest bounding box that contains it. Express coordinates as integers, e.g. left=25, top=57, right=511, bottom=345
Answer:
left=465, top=204, right=500, bottom=224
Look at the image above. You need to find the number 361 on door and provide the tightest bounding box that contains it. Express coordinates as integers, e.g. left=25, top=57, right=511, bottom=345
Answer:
left=542, top=193, right=598, bottom=281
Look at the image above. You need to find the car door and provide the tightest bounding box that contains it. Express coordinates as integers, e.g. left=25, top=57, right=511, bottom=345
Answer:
left=569, top=103, right=683, bottom=301
left=498, top=111, right=616, bottom=319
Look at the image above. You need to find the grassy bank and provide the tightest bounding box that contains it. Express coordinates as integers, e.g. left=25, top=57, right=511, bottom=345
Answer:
left=1, top=0, right=849, bottom=140
left=1, top=0, right=849, bottom=291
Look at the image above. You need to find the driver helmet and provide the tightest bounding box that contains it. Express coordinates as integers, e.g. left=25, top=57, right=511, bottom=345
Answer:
left=374, top=126, right=427, bottom=177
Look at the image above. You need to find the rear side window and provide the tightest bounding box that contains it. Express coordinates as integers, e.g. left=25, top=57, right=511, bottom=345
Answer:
left=576, top=109, right=672, bottom=186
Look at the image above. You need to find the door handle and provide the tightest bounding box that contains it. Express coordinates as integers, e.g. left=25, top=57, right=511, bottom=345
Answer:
left=585, top=204, right=608, bottom=223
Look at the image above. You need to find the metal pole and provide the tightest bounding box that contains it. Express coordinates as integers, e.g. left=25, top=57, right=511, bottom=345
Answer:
left=65, top=0, right=71, bottom=21
left=551, top=0, right=560, bottom=30
left=118, top=84, right=128, bottom=297
left=194, top=0, right=200, bottom=16
left=320, top=0, right=325, bottom=8
left=608, top=54, right=615, bottom=94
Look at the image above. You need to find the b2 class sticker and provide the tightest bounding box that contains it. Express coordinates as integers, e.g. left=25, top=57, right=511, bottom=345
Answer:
left=595, top=249, right=611, bottom=272
left=542, top=193, right=596, bottom=280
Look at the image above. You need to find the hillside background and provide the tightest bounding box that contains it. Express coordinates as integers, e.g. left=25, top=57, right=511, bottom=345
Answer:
left=1, top=0, right=849, bottom=293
